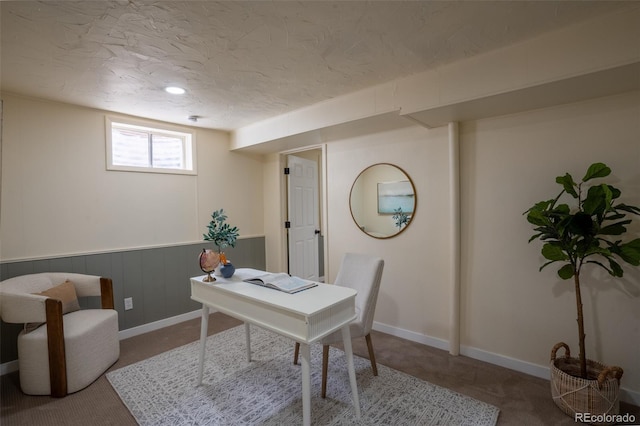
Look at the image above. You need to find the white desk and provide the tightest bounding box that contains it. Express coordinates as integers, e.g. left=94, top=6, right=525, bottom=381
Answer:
left=190, top=268, right=361, bottom=426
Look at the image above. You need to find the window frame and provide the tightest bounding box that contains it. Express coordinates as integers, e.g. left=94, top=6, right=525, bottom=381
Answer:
left=106, top=116, right=197, bottom=175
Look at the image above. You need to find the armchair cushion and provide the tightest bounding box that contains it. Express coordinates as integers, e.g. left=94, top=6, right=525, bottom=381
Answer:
left=18, top=308, right=119, bottom=395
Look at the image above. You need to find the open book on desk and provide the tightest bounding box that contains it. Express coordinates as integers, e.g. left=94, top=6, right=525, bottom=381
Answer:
left=243, top=272, right=317, bottom=294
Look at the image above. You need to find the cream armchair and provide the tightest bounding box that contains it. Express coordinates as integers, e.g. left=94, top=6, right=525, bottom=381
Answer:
left=0, top=272, right=120, bottom=396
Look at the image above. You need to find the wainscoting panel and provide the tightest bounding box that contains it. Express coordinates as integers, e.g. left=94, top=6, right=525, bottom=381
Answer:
left=0, top=237, right=266, bottom=364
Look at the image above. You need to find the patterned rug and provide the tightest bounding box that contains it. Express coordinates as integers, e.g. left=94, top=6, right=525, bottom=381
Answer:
left=107, top=326, right=499, bottom=425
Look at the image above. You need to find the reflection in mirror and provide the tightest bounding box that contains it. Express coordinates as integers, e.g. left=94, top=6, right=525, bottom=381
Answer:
left=349, top=163, right=416, bottom=239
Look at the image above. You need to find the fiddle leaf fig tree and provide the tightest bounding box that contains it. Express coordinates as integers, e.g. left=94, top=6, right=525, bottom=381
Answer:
left=525, top=163, right=640, bottom=379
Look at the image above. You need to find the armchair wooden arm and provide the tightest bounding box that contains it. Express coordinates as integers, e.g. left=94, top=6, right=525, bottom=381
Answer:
left=100, top=277, right=115, bottom=310
left=40, top=277, right=116, bottom=397
left=45, top=298, right=67, bottom=397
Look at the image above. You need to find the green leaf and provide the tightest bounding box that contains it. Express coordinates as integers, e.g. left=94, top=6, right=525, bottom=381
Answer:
left=582, top=163, right=610, bottom=182
left=539, top=260, right=557, bottom=271
left=608, top=258, right=624, bottom=277
left=585, top=243, right=611, bottom=257
left=585, top=260, right=613, bottom=275
left=615, top=203, right=640, bottom=216
left=528, top=233, right=544, bottom=243
left=618, top=238, right=640, bottom=266
left=525, top=200, right=552, bottom=214
left=556, top=173, right=578, bottom=198
left=607, top=185, right=621, bottom=200
left=558, top=264, right=574, bottom=280
left=599, top=220, right=631, bottom=235
left=604, top=212, right=627, bottom=221
left=526, top=209, right=549, bottom=227
left=583, top=185, right=609, bottom=215
left=542, top=243, right=568, bottom=261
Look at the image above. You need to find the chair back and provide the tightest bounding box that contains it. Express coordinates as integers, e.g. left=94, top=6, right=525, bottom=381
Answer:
left=334, top=253, right=384, bottom=335
left=0, top=273, right=103, bottom=323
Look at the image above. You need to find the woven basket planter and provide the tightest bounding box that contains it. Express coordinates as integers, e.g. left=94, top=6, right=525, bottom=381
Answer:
left=550, top=342, right=623, bottom=425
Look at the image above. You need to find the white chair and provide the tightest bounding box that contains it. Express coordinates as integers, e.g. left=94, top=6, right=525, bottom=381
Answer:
left=0, top=272, right=120, bottom=396
left=294, top=252, right=384, bottom=398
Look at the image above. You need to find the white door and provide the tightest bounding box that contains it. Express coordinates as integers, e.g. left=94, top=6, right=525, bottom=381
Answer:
left=287, top=155, right=319, bottom=280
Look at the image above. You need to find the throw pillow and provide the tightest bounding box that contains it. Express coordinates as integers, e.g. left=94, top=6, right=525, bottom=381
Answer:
left=35, top=280, right=81, bottom=314
left=24, top=280, right=80, bottom=333
left=25, top=280, right=82, bottom=333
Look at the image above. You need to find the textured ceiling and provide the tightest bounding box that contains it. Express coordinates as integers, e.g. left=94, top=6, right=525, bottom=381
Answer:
left=1, top=1, right=633, bottom=131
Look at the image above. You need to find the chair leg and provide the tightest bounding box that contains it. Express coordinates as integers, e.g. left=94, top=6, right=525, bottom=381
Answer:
left=294, top=342, right=300, bottom=365
left=321, top=345, right=330, bottom=398
left=365, top=333, right=378, bottom=376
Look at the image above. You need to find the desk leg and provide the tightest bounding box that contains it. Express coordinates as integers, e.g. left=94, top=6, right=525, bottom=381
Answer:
left=196, top=305, right=210, bottom=386
left=341, top=326, right=361, bottom=419
left=244, top=323, right=251, bottom=362
left=300, top=343, right=311, bottom=426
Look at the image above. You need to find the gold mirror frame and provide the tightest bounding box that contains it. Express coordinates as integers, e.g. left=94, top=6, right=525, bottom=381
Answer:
left=349, top=163, right=417, bottom=239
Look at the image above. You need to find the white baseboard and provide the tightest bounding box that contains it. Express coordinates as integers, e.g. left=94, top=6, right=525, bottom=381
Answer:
left=117, top=309, right=202, bottom=340
left=3, top=313, right=638, bottom=407
left=372, top=321, right=640, bottom=406
left=1, top=360, right=19, bottom=376
left=459, top=345, right=550, bottom=380
left=372, top=321, right=450, bottom=351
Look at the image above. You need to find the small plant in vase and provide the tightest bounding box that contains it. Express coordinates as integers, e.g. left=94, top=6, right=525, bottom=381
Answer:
left=392, top=207, right=410, bottom=230
left=202, top=209, right=239, bottom=279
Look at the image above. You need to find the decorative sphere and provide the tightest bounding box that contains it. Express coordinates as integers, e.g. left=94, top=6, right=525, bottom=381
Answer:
left=199, top=249, right=220, bottom=273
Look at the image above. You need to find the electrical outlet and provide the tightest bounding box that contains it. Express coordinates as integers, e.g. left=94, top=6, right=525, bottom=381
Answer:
left=124, top=297, right=133, bottom=311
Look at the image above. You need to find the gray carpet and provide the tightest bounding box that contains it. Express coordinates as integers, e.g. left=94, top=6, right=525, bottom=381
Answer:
left=107, top=325, right=499, bottom=425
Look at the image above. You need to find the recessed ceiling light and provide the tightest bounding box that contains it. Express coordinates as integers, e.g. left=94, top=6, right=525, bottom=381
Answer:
left=165, top=86, right=185, bottom=95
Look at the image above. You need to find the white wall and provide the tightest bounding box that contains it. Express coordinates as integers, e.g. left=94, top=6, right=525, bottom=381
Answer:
left=262, top=152, right=286, bottom=271
left=0, top=93, right=264, bottom=261
left=326, top=124, right=453, bottom=340
left=313, top=91, right=639, bottom=402
left=460, top=91, right=640, bottom=397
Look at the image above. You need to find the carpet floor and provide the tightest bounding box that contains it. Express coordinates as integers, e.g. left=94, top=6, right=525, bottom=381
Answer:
left=1, top=312, right=639, bottom=425
left=106, top=325, right=499, bottom=425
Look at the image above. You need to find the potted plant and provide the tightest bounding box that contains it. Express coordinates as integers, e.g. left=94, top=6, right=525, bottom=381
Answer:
left=525, top=162, right=640, bottom=421
left=392, top=207, right=410, bottom=230
left=200, top=209, right=239, bottom=280
left=203, top=209, right=239, bottom=254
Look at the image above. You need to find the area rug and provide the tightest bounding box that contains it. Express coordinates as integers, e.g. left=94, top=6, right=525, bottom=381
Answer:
left=107, top=326, right=499, bottom=425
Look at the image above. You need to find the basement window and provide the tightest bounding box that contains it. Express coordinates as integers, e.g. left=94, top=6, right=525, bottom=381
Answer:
left=106, top=117, right=196, bottom=175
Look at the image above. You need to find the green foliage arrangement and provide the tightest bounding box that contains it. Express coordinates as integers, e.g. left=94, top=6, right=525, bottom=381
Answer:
left=392, top=207, right=410, bottom=229
left=525, top=162, right=640, bottom=378
left=203, top=209, right=239, bottom=252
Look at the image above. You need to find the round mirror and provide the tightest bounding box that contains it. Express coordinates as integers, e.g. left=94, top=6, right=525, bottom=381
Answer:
left=349, top=163, right=416, bottom=239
